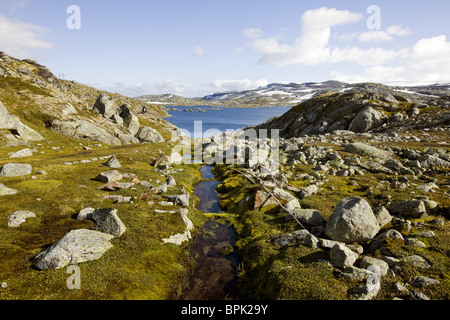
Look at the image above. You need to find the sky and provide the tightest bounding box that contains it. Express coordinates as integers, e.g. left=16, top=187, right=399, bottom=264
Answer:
left=1, top=0, right=450, bottom=97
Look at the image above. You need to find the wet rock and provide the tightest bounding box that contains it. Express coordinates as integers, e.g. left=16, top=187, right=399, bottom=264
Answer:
left=35, top=229, right=114, bottom=270
left=325, top=197, right=380, bottom=243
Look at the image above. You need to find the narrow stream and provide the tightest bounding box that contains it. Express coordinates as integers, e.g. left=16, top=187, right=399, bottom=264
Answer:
left=180, top=166, right=240, bottom=300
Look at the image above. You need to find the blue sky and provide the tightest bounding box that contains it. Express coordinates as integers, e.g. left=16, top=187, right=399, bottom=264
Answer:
left=1, top=0, right=450, bottom=97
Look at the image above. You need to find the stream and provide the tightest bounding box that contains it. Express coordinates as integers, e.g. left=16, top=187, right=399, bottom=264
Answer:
left=180, top=166, right=240, bottom=300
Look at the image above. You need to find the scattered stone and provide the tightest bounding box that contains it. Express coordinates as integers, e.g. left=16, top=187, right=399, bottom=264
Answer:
left=254, top=190, right=278, bottom=208
left=373, top=206, right=392, bottom=228
left=162, top=209, right=194, bottom=246
left=7, top=210, right=36, bottom=227
left=96, top=170, right=123, bottom=183
left=77, top=207, right=95, bottom=221
left=402, top=255, right=431, bottom=269
left=167, top=175, right=176, bottom=186
left=104, top=195, right=132, bottom=203
left=325, top=197, right=381, bottom=243
left=0, top=163, right=32, bottom=177
left=330, top=243, right=359, bottom=268
left=409, top=290, right=430, bottom=300
left=411, top=276, right=440, bottom=287
left=9, top=148, right=33, bottom=158
left=0, top=183, right=18, bottom=196
left=341, top=266, right=374, bottom=281
left=269, top=229, right=310, bottom=249
left=298, top=185, right=320, bottom=199
left=405, top=238, right=427, bottom=248
left=34, top=229, right=114, bottom=270
left=394, top=282, right=409, bottom=294
left=103, top=155, right=122, bottom=168
left=163, top=194, right=190, bottom=207
left=360, top=256, right=389, bottom=276
left=287, top=208, right=325, bottom=227
left=344, top=142, right=394, bottom=160
left=92, top=208, right=127, bottom=237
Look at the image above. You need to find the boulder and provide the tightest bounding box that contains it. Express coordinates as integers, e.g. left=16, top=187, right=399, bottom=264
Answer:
left=0, top=100, right=44, bottom=141
left=135, top=126, right=165, bottom=143
left=119, top=105, right=140, bottom=135
left=254, top=190, right=278, bottom=208
left=9, top=148, right=33, bottom=158
left=96, top=170, right=123, bottom=183
left=298, top=185, right=320, bottom=199
left=0, top=163, right=32, bottom=177
left=360, top=256, right=389, bottom=276
left=373, top=206, right=392, bottom=228
left=8, top=210, right=36, bottom=227
left=92, top=208, right=127, bottom=237
left=51, top=119, right=121, bottom=146
left=77, top=207, right=95, bottom=221
left=92, top=94, right=120, bottom=119
left=388, top=200, right=427, bottom=219
left=344, top=142, right=394, bottom=160
left=329, top=243, right=359, bottom=267
left=34, top=229, right=114, bottom=270
left=325, top=197, right=380, bottom=243
left=348, top=105, right=386, bottom=133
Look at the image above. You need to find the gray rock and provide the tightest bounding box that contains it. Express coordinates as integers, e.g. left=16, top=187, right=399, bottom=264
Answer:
left=359, top=161, right=394, bottom=174
left=8, top=210, right=36, bottom=227
left=369, top=229, right=405, bottom=251
left=92, top=208, right=127, bottom=237
left=51, top=119, right=121, bottom=146
left=325, top=197, right=381, bottom=243
left=298, top=185, right=320, bottom=199
left=167, top=175, right=176, bottom=186
left=0, top=101, right=44, bottom=141
left=77, top=207, right=95, bottom=221
left=344, top=142, right=394, bottom=160
left=288, top=208, right=325, bottom=226
left=35, top=229, right=114, bottom=270
left=0, top=183, right=18, bottom=196
left=270, top=229, right=310, bottom=249
left=341, top=266, right=375, bottom=281
left=9, top=148, right=33, bottom=158
left=405, top=238, right=426, bottom=248
left=163, top=194, right=190, bottom=207
left=411, top=276, right=440, bottom=287
left=0, top=163, right=32, bottom=177
left=373, top=206, right=392, bottom=228
left=348, top=105, right=386, bottom=133
left=119, top=105, right=140, bottom=136
left=389, top=200, right=427, bottom=219
left=135, top=126, right=165, bottom=143
left=409, top=290, right=430, bottom=300
left=96, top=170, right=123, bottom=183
left=92, top=94, right=120, bottom=119
left=329, top=243, right=359, bottom=267
left=304, top=233, right=319, bottom=248
left=402, top=255, right=431, bottom=269
left=384, top=159, right=414, bottom=175
left=360, top=256, right=389, bottom=276
left=103, top=155, right=122, bottom=168
left=162, top=208, right=194, bottom=246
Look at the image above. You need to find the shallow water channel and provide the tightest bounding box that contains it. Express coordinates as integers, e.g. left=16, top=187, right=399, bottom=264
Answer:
left=180, top=166, right=240, bottom=300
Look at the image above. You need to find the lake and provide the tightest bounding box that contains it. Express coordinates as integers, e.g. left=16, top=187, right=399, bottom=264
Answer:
left=165, top=106, right=290, bottom=138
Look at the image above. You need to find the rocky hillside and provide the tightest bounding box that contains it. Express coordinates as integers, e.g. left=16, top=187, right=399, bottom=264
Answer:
left=252, top=84, right=450, bottom=137
left=0, top=51, right=179, bottom=148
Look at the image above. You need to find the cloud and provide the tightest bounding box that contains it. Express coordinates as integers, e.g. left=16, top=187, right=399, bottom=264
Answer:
left=194, top=46, right=206, bottom=58
left=245, top=7, right=363, bottom=66
left=242, top=28, right=264, bottom=40
left=210, top=78, right=269, bottom=91
left=103, top=80, right=189, bottom=97
left=331, top=35, right=450, bottom=84
left=358, top=25, right=412, bottom=43
left=0, top=14, right=53, bottom=58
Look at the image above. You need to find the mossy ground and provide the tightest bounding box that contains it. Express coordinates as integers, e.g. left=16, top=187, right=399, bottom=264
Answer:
left=0, top=137, right=204, bottom=300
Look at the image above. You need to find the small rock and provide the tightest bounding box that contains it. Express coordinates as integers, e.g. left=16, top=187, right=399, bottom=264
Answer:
left=330, top=243, right=359, bottom=268
left=411, top=276, right=440, bottom=287
left=0, top=163, right=32, bottom=177
left=402, top=255, right=431, bottom=269
left=77, top=207, right=95, bottom=221
left=405, top=238, right=427, bottom=248
left=103, top=155, right=122, bottom=168
left=409, top=290, right=430, bottom=300
left=9, top=148, right=33, bottom=158
left=0, top=183, right=18, bottom=196
left=7, top=210, right=37, bottom=227
left=92, top=208, right=127, bottom=237
left=373, top=206, right=392, bottom=228
left=360, top=256, right=389, bottom=276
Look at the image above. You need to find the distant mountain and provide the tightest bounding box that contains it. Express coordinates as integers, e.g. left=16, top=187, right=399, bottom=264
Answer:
left=136, top=81, right=450, bottom=108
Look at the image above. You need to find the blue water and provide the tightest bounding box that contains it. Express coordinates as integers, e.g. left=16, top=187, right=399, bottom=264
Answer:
left=165, top=106, right=290, bottom=138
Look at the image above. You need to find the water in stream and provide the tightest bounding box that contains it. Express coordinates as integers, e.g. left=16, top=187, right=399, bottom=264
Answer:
left=180, top=166, right=240, bottom=300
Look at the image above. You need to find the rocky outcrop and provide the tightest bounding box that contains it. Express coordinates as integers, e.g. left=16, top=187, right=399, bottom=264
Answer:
left=0, top=100, right=44, bottom=142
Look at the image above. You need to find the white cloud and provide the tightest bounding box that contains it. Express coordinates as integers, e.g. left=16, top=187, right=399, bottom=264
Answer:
left=0, top=14, right=53, bottom=58
left=331, top=35, right=450, bottom=84
left=210, top=78, right=269, bottom=91
left=194, top=46, right=206, bottom=58
left=242, top=28, right=264, bottom=40
left=358, top=25, right=412, bottom=43
left=245, top=7, right=363, bottom=66
left=104, top=80, right=189, bottom=97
